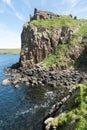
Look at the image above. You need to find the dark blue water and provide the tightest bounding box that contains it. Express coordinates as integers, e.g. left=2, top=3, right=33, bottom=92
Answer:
left=0, top=54, right=60, bottom=130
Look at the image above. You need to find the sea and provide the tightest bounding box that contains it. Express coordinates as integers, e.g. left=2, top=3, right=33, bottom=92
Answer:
left=0, top=54, right=60, bottom=130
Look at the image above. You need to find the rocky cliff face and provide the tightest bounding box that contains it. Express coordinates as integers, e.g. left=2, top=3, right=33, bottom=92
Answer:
left=20, top=24, right=72, bottom=68
left=19, top=9, right=87, bottom=69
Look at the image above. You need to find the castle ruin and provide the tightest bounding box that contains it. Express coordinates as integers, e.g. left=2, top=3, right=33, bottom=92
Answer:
left=30, top=8, right=60, bottom=21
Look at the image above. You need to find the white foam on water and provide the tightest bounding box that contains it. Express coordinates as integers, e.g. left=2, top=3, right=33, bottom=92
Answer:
left=40, top=102, right=48, bottom=108
left=15, top=108, right=33, bottom=117
left=44, top=91, right=56, bottom=100
left=34, top=104, right=38, bottom=109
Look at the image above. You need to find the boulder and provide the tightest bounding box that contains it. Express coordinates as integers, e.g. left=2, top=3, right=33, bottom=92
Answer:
left=44, top=117, right=54, bottom=125
left=15, top=84, right=20, bottom=88
left=2, top=79, right=11, bottom=86
left=44, top=117, right=54, bottom=130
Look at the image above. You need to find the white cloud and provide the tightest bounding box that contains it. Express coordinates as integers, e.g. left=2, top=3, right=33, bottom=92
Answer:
left=2, top=0, right=15, bottom=11
left=2, top=0, right=24, bottom=21
left=0, top=23, right=21, bottom=48
left=15, top=12, right=24, bottom=21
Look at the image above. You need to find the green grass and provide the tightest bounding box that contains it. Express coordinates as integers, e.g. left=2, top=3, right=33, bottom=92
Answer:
left=43, top=54, right=56, bottom=67
left=0, top=49, right=21, bottom=54
left=71, top=23, right=87, bottom=68
left=51, top=81, right=87, bottom=130
left=29, top=16, right=86, bottom=28
left=43, top=44, right=72, bottom=68
left=76, top=24, right=87, bottom=36
left=28, top=16, right=87, bottom=69
left=43, top=23, right=87, bottom=68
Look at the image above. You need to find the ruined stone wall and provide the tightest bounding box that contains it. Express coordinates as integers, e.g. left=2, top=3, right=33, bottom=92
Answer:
left=30, top=8, right=60, bottom=21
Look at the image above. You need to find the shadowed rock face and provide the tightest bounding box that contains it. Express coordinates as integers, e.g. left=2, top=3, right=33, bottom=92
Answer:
left=20, top=25, right=72, bottom=68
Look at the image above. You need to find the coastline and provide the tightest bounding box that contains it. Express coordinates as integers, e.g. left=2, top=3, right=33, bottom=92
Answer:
left=0, top=49, right=21, bottom=54
left=4, top=65, right=87, bottom=130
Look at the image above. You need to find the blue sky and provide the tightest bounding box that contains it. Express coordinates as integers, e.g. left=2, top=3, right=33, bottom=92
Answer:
left=0, top=0, right=87, bottom=48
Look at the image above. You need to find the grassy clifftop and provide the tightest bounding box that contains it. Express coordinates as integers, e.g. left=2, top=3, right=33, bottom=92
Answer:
left=76, top=24, right=87, bottom=36
left=29, top=16, right=86, bottom=28
left=22, top=15, right=87, bottom=69
left=28, top=16, right=87, bottom=69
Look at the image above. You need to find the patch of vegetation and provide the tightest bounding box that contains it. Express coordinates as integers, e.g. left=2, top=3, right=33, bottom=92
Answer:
left=43, top=36, right=87, bottom=69
left=72, top=24, right=87, bottom=68
left=29, top=16, right=87, bottom=69
left=76, top=24, right=87, bottom=37
left=43, top=23, right=87, bottom=69
left=29, top=16, right=86, bottom=28
left=51, top=81, right=87, bottom=130
left=43, top=54, right=56, bottom=67
left=0, top=49, right=21, bottom=54
left=43, top=44, right=73, bottom=68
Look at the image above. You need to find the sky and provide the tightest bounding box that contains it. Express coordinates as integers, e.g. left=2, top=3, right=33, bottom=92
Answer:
left=0, top=0, right=87, bottom=49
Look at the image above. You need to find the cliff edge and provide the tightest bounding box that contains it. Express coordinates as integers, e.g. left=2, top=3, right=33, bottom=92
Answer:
left=20, top=9, right=87, bottom=70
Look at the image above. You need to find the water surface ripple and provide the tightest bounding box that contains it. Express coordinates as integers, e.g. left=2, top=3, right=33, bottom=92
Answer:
left=0, top=54, right=61, bottom=130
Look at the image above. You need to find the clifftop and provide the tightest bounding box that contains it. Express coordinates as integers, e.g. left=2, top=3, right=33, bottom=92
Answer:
left=20, top=9, right=87, bottom=70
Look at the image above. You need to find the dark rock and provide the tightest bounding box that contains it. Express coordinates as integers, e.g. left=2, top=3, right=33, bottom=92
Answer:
left=48, top=82, right=57, bottom=88
left=24, top=70, right=33, bottom=76
left=11, top=62, right=20, bottom=69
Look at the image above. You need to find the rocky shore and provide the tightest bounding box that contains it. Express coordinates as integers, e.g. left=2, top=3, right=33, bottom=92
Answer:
left=3, top=65, right=87, bottom=130
left=43, top=87, right=78, bottom=130
left=4, top=64, right=85, bottom=89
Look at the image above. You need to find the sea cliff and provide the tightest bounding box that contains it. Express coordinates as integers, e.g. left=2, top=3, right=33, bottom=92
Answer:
left=5, top=9, right=87, bottom=130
